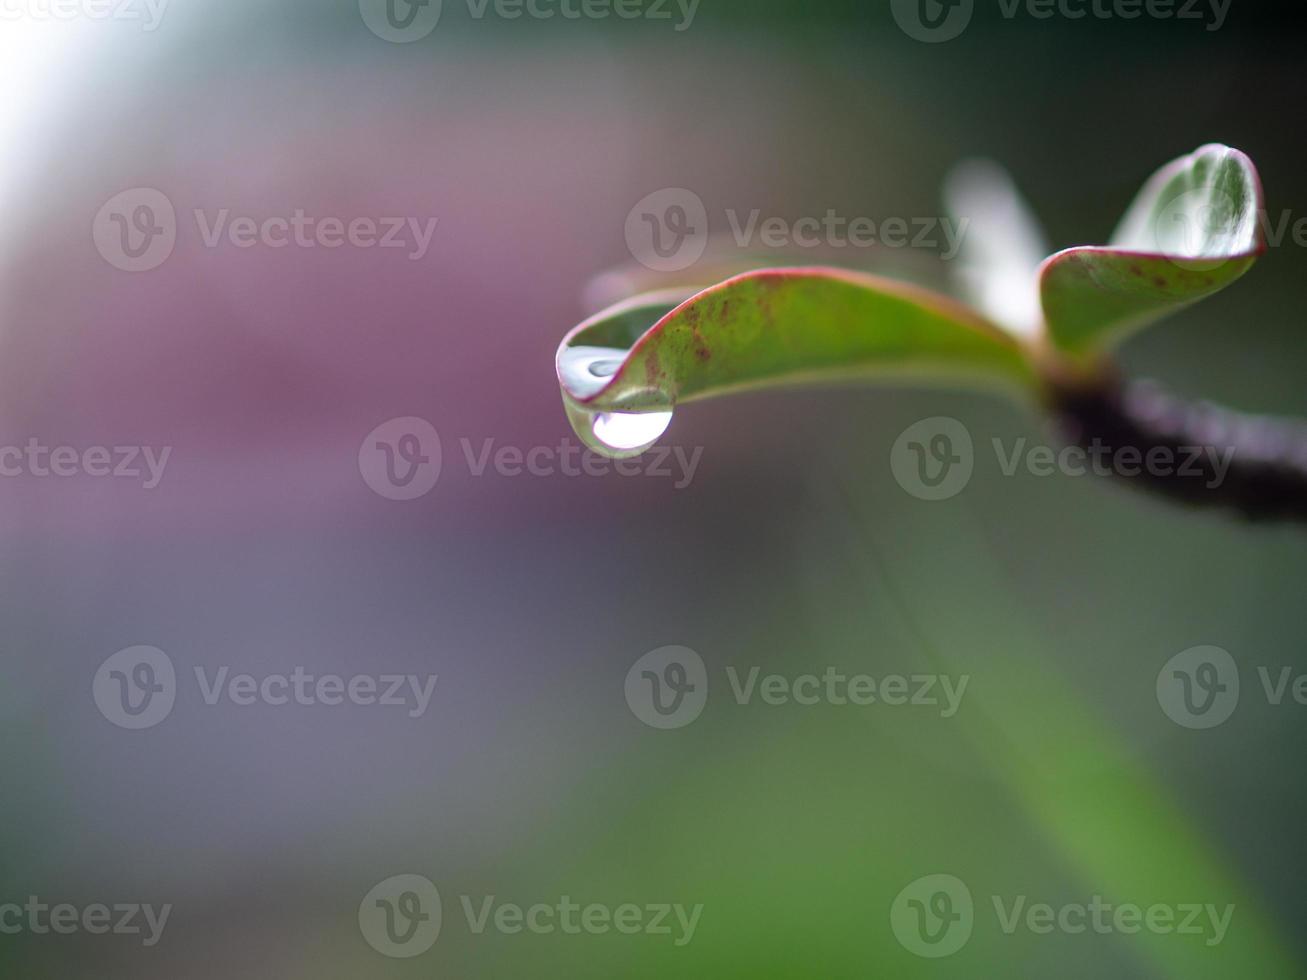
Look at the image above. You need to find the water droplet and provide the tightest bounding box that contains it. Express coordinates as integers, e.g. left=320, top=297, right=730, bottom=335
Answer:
left=588, top=359, right=623, bottom=379
left=592, top=410, right=674, bottom=453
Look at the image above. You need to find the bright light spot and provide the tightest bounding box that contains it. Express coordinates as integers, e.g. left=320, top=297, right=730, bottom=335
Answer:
left=0, top=16, right=89, bottom=253
left=592, top=411, right=673, bottom=452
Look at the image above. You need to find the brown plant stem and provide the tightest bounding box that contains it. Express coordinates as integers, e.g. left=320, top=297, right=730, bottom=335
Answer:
left=1045, top=369, right=1307, bottom=524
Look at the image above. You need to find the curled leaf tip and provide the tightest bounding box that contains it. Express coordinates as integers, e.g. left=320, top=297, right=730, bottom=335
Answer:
left=558, top=267, right=1035, bottom=459
left=1040, top=143, right=1265, bottom=357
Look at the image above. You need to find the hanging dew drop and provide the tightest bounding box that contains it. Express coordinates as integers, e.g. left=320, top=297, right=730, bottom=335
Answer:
left=557, top=345, right=674, bottom=457
left=591, top=410, right=674, bottom=453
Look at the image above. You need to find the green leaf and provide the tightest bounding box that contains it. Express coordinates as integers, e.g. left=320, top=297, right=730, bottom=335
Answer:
left=1041, top=144, right=1265, bottom=357
left=557, top=267, right=1035, bottom=458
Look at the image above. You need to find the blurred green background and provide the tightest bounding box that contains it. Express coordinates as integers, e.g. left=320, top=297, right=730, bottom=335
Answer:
left=1, top=1, right=1305, bottom=977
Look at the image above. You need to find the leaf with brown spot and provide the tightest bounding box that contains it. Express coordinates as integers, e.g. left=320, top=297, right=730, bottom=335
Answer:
left=556, top=268, right=1034, bottom=458
left=1040, top=144, right=1265, bottom=357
